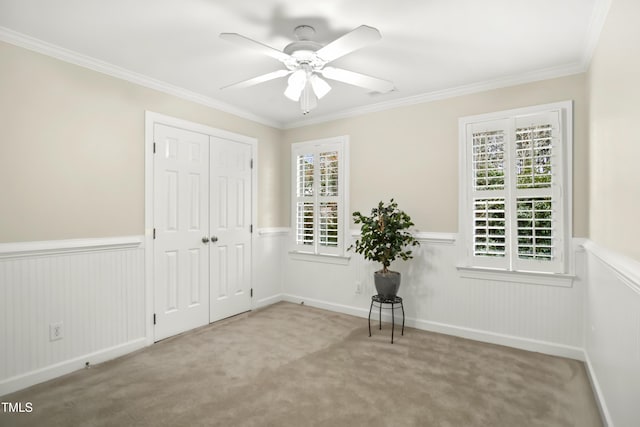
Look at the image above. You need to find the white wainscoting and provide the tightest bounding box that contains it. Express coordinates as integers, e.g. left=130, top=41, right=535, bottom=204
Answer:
left=283, top=232, right=587, bottom=360
left=583, top=240, right=640, bottom=427
left=0, top=231, right=289, bottom=396
left=5, top=230, right=637, bottom=427
left=252, top=228, right=288, bottom=309
left=0, top=237, right=146, bottom=396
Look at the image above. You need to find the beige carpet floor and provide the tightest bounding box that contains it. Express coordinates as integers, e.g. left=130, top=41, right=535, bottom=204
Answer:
left=1, top=302, right=601, bottom=426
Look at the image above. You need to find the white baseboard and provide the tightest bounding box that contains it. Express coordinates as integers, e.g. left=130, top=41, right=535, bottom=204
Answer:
left=254, top=293, right=284, bottom=309
left=410, top=318, right=585, bottom=361
left=282, top=293, right=584, bottom=360
left=584, top=351, right=613, bottom=426
left=282, top=294, right=371, bottom=319
left=0, top=338, right=147, bottom=397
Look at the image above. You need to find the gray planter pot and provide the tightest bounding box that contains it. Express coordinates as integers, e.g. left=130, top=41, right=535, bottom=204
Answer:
left=374, top=271, right=401, bottom=298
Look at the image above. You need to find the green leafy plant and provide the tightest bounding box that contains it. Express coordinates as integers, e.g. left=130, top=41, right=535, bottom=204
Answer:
left=350, top=199, right=420, bottom=273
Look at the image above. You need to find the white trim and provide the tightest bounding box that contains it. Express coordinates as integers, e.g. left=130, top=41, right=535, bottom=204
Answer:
left=582, top=240, right=640, bottom=295
left=0, top=236, right=143, bottom=259
left=581, top=0, right=613, bottom=69
left=144, top=111, right=259, bottom=344
left=281, top=295, right=584, bottom=360
left=0, top=27, right=280, bottom=129
left=0, top=338, right=147, bottom=397
left=583, top=350, right=614, bottom=427
left=414, top=232, right=457, bottom=244
left=282, top=294, right=368, bottom=319
left=288, top=251, right=351, bottom=265
left=253, top=294, right=285, bottom=310
left=457, top=266, right=575, bottom=287
left=257, top=227, right=290, bottom=237
left=349, top=230, right=457, bottom=244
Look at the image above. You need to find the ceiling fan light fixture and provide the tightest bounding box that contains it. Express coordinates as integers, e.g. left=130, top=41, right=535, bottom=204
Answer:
left=284, top=69, right=307, bottom=101
left=300, top=82, right=317, bottom=115
left=310, top=75, right=331, bottom=99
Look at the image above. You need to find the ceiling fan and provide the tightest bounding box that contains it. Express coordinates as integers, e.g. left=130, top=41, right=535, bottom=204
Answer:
left=220, top=25, right=394, bottom=115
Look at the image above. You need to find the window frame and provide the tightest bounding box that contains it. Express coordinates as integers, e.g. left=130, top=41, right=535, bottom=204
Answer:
left=290, top=136, right=350, bottom=260
left=458, top=101, right=573, bottom=281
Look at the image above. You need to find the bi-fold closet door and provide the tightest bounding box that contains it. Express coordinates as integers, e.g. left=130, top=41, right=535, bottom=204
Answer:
left=153, top=123, right=252, bottom=341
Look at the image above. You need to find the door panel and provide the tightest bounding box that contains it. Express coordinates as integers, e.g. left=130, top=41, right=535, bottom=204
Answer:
left=210, top=137, right=252, bottom=322
left=153, top=124, right=210, bottom=341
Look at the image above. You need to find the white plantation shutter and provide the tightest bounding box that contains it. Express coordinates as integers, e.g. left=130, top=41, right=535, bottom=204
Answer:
left=460, top=103, right=570, bottom=274
left=296, top=153, right=315, bottom=246
left=296, top=201, right=314, bottom=245
left=318, top=151, right=339, bottom=248
left=292, top=138, right=348, bottom=255
left=512, top=112, right=564, bottom=272
left=468, top=119, right=510, bottom=269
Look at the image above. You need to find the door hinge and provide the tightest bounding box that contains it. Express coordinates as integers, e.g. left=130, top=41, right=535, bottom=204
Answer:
left=250, top=224, right=253, bottom=234
left=250, top=288, right=253, bottom=298
left=153, top=142, right=156, bottom=154
left=153, top=313, right=156, bottom=325
left=250, top=158, right=254, bottom=169
left=153, top=228, right=156, bottom=239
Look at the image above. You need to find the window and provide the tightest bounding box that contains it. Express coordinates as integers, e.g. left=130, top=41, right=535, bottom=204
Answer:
left=459, top=102, right=572, bottom=275
left=291, top=136, right=349, bottom=257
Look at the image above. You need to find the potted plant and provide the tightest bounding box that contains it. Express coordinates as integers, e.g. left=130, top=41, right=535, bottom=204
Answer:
left=350, top=199, right=420, bottom=298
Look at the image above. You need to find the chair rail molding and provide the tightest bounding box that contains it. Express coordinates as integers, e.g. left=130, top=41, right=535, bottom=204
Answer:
left=0, top=236, right=143, bottom=259
left=582, top=239, right=640, bottom=294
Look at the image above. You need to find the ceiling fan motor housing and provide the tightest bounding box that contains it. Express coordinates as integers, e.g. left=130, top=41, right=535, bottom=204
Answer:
left=283, top=25, right=326, bottom=70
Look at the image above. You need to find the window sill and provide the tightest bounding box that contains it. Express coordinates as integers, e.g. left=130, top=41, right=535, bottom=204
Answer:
left=289, top=251, right=351, bottom=265
left=457, top=266, right=575, bottom=287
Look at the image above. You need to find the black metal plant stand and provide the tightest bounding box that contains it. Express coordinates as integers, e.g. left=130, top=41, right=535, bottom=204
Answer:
left=368, top=295, right=404, bottom=343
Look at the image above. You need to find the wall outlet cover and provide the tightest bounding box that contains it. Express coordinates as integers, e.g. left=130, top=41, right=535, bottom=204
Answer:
left=50, top=322, right=63, bottom=341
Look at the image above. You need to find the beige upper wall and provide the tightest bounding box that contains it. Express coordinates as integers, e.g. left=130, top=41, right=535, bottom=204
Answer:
left=588, top=0, right=640, bottom=262
left=0, top=41, right=286, bottom=243
left=284, top=74, right=589, bottom=236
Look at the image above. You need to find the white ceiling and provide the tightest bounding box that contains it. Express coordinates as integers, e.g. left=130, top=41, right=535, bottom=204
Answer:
left=0, top=0, right=607, bottom=128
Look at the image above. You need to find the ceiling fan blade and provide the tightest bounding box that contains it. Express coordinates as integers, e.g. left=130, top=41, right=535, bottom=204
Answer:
left=316, top=25, right=381, bottom=63
left=320, top=67, right=394, bottom=93
left=220, top=33, right=292, bottom=63
left=221, top=69, right=291, bottom=90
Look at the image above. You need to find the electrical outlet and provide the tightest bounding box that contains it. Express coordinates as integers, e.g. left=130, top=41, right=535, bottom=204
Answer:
left=50, top=322, right=63, bottom=341
left=355, top=281, right=362, bottom=294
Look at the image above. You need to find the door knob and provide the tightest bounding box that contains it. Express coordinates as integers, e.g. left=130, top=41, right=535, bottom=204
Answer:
left=202, top=236, right=210, bottom=244
left=210, top=236, right=218, bottom=243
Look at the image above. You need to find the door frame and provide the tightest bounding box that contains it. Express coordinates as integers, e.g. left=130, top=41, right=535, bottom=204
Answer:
left=144, top=111, right=257, bottom=345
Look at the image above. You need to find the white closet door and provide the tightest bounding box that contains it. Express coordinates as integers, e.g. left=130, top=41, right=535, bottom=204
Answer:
left=153, top=124, right=210, bottom=341
left=209, top=136, right=252, bottom=322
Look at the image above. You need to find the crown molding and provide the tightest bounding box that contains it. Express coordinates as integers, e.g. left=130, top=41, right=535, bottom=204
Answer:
left=284, top=62, right=587, bottom=129
left=0, top=27, right=282, bottom=129
left=580, top=0, right=612, bottom=69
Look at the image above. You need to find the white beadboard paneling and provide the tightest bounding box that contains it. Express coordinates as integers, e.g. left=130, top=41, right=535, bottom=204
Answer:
left=584, top=241, right=640, bottom=427
left=0, top=237, right=145, bottom=396
left=252, top=229, right=287, bottom=308
left=283, top=234, right=586, bottom=358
